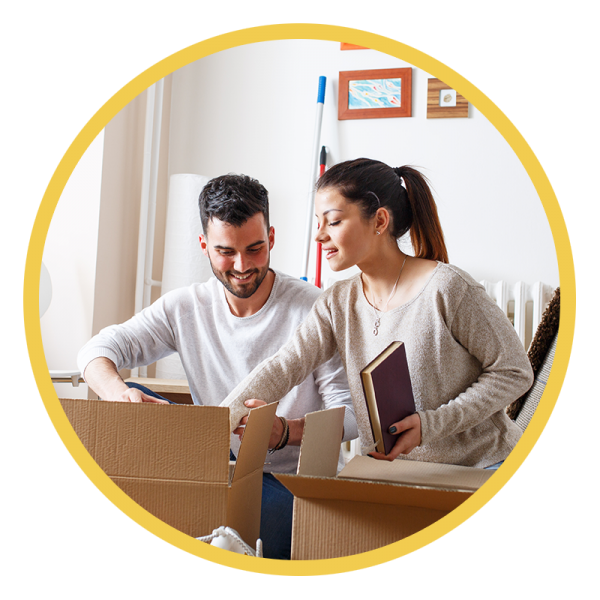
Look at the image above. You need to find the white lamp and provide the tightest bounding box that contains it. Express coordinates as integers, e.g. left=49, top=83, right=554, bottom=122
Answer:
left=40, top=261, right=83, bottom=386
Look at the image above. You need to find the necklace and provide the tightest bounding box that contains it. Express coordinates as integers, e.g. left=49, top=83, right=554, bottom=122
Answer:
left=369, top=255, right=407, bottom=336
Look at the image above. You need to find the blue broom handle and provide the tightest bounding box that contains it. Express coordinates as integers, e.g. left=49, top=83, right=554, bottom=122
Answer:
left=301, top=76, right=326, bottom=280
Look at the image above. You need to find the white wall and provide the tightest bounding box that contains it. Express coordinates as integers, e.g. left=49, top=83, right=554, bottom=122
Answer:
left=40, top=39, right=560, bottom=390
left=41, top=132, right=104, bottom=398
left=168, top=40, right=558, bottom=287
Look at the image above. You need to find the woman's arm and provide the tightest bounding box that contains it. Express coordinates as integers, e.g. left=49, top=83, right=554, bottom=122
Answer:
left=418, top=284, right=534, bottom=445
left=220, top=295, right=338, bottom=432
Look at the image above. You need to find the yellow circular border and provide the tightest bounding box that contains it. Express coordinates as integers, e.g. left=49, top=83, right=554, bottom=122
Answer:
left=24, top=24, right=575, bottom=576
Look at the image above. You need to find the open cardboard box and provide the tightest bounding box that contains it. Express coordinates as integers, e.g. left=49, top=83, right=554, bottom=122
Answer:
left=275, top=407, right=495, bottom=560
left=59, top=398, right=277, bottom=546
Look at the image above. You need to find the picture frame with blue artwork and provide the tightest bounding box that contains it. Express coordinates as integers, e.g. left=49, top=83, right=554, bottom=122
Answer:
left=338, top=68, right=412, bottom=120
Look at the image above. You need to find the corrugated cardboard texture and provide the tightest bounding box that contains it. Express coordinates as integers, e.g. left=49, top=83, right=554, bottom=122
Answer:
left=291, top=497, right=448, bottom=560
left=339, top=455, right=494, bottom=492
left=60, top=398, right=231, bottom=483
left=276, top=473, right=469, bottom=512
left=60, top=399, right=276, bottom=545
left=227, top=402, right=278, bottom=545
left=233, top=402, right=278, bottom=482
left=277, top=463, right=476, bottom=559
left=275, top=408, right=491, bottom=560
left=114, top=478, right=228, bottom=537
left=297, top=406, right=344, bottom=477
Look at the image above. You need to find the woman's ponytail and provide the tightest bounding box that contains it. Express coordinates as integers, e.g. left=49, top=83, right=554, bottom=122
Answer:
left=395, top=166, right=448, bottom=263
left=317, top=158, right=449, bottom=264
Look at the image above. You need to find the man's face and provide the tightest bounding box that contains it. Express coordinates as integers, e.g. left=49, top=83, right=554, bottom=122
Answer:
left=200, top=213, right=274, bottom=299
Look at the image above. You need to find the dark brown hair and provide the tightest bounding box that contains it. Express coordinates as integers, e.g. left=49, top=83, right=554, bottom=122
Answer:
left=199, top=173, right=269, bottom=234
left=316, top=158, right=448, bottom=263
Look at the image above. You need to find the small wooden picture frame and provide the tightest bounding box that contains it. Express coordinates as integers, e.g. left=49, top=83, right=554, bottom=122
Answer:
left=427, top=78, right=469, bottom=118
left=338, top=68, right=412, bottom=120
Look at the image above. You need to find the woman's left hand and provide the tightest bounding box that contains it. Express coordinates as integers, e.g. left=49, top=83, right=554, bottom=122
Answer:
left=233, top=399, right=267, bottom=441
left=369, top=413, right=422, bottom=461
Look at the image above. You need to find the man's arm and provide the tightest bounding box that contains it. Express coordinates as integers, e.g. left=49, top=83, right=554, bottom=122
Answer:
left=312, top=354, right=358, bottom=443
left=84, top=357, right=169, bottom=404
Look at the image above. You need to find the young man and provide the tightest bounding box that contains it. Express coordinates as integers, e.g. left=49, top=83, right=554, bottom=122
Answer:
left=77, top=173, right=357, bottom=560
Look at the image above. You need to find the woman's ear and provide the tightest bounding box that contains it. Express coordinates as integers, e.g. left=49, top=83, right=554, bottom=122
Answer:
left=375, top=207, right=391, bottom=234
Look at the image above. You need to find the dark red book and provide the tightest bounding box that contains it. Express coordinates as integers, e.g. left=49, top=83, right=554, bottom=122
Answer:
left=360, top=341, right=416, bottom=455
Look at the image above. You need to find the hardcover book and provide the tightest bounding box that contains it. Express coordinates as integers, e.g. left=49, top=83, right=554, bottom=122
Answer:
left=360, top=341, right=416, bottom=455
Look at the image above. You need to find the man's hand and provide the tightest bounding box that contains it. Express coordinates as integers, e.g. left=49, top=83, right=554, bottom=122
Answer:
left=113, top=387, right=170, bottom=404
left=83, top=357, right=169, bottom=404
left=368, top=413, right=422, bottom=461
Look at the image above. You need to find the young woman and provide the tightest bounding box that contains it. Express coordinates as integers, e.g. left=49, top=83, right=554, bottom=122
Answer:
left=221, top=158, right=533, bottom=468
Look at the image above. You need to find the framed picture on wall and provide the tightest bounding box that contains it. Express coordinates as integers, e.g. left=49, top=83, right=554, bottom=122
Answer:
left=426, top=78, right=469, bottom=118
left=338, top=68, right=412, bottom=120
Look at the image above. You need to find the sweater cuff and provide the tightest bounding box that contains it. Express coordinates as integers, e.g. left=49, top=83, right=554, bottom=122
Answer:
left=227, top=398, right=251, bottom=434
left=77, top=347, right=120, bottom=381
left=417, top=410, right=430, bottom=446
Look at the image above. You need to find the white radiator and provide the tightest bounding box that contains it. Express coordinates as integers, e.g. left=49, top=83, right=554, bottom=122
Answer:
left=479, top=280, right=553, bottom=349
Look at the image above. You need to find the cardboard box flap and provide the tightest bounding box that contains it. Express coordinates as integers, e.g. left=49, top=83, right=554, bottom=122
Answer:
left=232, top=402, right=278, bottom=482
left=276, top=473, right=470, bottom=512
left=297, top=406, right=344, bottom=477
left=339, top=455, right=493, bottom=492
left=60, top=398, right=231, bottom=483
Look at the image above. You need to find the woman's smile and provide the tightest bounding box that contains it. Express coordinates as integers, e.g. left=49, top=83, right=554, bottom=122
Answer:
left=314, top=189, right=377, bottom=271
left=323, top=246, right=339, bottom=260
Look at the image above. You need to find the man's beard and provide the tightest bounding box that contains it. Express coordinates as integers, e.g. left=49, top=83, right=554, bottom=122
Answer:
left=207, top=257, right=270, bottom=299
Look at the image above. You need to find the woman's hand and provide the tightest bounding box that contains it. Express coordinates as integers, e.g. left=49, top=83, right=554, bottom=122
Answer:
left=234, top=399, right=285, bottom=448
left=233, top=399, right=266, bottom=440
left=233, top=399, right=304, bottom=448
left=369, top=413, right=422, bottom=461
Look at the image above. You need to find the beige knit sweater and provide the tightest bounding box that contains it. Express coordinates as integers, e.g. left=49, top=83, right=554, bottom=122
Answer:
left=221, top=263, right=534, bottom=468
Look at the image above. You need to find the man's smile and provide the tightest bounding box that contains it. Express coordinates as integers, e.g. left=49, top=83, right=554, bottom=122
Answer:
left=230, top=271, right=256, bottom=281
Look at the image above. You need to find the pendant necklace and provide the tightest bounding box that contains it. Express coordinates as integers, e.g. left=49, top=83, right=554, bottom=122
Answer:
left=369, top=255, right=407, bottom=336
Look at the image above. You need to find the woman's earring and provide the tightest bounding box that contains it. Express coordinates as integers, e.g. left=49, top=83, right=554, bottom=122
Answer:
left=376, top=231, right=381, bottom=235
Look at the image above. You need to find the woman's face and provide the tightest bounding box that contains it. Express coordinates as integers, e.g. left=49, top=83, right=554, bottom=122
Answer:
left=314, top=188, right=376, bottom=272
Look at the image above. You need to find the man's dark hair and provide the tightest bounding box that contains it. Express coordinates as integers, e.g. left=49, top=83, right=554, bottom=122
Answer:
left=199, top=173, right=270, bottom=234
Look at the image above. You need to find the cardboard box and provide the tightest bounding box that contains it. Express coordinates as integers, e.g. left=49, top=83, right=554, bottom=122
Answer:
left=59, top=398, right=277, bottom=546
left=275, top=407, right=494, bottom=560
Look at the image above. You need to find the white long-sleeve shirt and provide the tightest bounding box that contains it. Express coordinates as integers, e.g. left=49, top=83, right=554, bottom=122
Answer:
left=78, top=270, right=357, bottom=474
